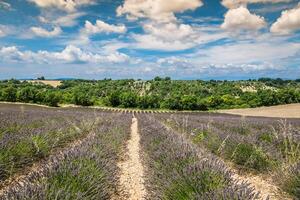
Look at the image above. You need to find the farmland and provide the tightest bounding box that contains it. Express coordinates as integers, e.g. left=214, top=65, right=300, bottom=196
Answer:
left=26, top=80, right=62, bottom=88
left=0, top=103, right=299, bottom=199
left=218, top=103, right=300, bottom=118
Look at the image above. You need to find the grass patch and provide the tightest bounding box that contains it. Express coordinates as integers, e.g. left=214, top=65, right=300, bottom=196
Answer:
left=258, top=132, right=274, bottom=143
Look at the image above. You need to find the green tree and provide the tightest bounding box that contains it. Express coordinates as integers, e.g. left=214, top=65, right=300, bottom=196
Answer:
left=1, top=86, right=17, bottom=102
left=120, top=92, right=138, bottom=108
left=107, top=91, right=121, bottom=107
left=16, top=86, right=38, bottom=103
left=181, top=95, right=198, bottom=110
left=43, top=91, right=60, bottom=107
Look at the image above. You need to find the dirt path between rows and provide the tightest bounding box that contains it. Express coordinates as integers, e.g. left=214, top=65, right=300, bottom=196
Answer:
left=117, top=116, right=146, bottom=200
left=230, top=167, right=291, bottom=200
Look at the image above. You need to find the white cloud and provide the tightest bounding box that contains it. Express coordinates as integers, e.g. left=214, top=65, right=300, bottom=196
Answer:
left=132, top=22, right=227, bottom=51
left=0, top=45, right=129, bottom=64
left=30, top=26, right=62, bottom=37
left=150, top=39, right=300, bottom=78
left=82, top=20, right=127, bottom=35
left=132, top=22, right=197, bottom=51
left=74, top=20, right=127, bottom=45
left=0, top=28, right=6, bottom=37
left=193, top=40, right=300, bottom=66
left=28, top=0, right=94, bottom=12
left=221, top=6, right=266, bottom=31
left=117, top=0, right=203, bottom=22
left=143, top=22, right=194, bottom=41
left=0, top=1, right=11, bottom=10
left=0, top=29, right=4, bottom=37
left=39, top=12, right=85, bottom=27
left=221, top=0, right=292, bottom=9
left=271, top=3, right=300, bottom=35
left=133, top=34, right=196, bottom=51
left=0, top=25, right=13, bottom=37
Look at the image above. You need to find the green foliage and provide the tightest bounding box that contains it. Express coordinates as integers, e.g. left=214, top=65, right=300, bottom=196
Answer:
left=73, top=89, right=93, bottom=106
left=119, top=92, right=138, bottom=108
left=258, top=133, right=274, bottom=143
left=43, top=91, right=60, bottom=106
left=37, top=76, right=45, bottom=80
left=0, top=86, right=17, bottom=102
left=106, top=91, right=121, bottom=107
left=231, top=143, right=274, bottom=171
left=281, top=170, right=300, bottom=198
left=192, top=131, right=208, bottom=143
left=0, top=78, right=299, bottom=109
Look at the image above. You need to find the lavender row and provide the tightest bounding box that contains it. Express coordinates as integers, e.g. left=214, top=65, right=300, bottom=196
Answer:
left=154, top=112, right=300, bottom=199
left=1, top=111, right=131, bottom=199
left=137, top=114, right=259, bottom=200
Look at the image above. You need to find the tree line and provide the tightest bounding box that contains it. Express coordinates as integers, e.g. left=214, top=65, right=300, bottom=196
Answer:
left=0, top=78, right=299, bottom=110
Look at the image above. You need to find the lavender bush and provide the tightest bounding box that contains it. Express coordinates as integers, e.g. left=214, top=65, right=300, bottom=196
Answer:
left=0, top=105, right=131, bottom=199
left=137, top=114, right=259, bottom=200
left=154, top=112, right=300, bottom=198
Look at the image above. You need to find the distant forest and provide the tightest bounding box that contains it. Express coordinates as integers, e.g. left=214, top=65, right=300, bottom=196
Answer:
left=0, top=77, right=299, bottom=110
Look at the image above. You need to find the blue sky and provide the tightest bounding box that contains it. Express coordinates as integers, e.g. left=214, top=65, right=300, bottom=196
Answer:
left=0, top=0, right=300, bottom=80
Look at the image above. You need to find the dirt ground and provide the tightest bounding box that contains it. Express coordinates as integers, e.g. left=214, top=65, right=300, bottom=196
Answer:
left=27, top=80, right=62, bottom=87
left=117, top=116, right=146, bottom=200
left=218, top=104, right=300, bottom=118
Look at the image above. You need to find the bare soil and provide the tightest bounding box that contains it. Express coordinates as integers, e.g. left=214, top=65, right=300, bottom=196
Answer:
left=229, top=166, right=292, bottom=200
left=117, top=116, right=146, bottom=200
left=218, top=104, right=300, bottom=118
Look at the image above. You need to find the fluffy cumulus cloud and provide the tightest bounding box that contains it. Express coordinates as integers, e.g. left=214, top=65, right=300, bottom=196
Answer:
left=83, top=20, right=127, bottom=35
left=30, top=26, right=62, bottom=37
left=143, top=23, right=194, bottom=41
left=132, top=22, right=227, bottom=51
left=0, top=45, right=129, bottom=64
left=221, top=0, right=292, bottom=9
left=221, top=6, right=266, bottom=31
left=117, top=0, right=203, bottom=22
left=28, top=0, right=94, bottom=12
left=74, top=20, right=127, bottom=45
left=132, top=22, right=198, bottom=51
left=271, top=3, right=300, bottom=35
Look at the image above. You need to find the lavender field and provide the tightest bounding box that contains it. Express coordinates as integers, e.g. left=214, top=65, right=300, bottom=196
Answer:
left=0, top=103, right=299, bottom=200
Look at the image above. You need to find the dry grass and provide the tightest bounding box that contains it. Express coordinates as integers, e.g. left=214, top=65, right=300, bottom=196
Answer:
left=27, top=80, right=62, bottom=88
left=218, top=104, right=300, bottom=118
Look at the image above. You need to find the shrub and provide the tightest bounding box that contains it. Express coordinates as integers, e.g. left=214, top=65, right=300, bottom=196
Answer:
left=231, top=143, right=273, bottom=171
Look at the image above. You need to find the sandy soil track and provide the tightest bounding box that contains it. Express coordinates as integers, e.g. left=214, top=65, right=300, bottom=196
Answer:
left=117, top=116, right=146, bottom=200
left=27, top=80, right=62, bottom=87
left=218, top=104, right=300, bottom=118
